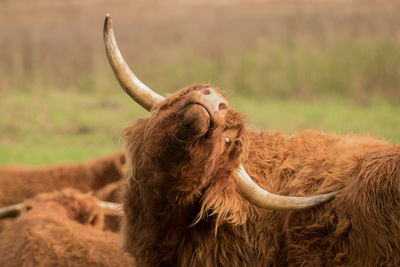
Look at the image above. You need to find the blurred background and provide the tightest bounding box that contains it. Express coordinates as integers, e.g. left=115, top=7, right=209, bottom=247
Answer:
left=0, top=0, right=399, bottom=165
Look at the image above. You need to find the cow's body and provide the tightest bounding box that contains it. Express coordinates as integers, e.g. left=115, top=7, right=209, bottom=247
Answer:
left=0, top=189, right=134, bottom=267
left=0, top=152, right=126, bottom=233
left=0, top=151, right=125, bottom=207
left=120, top=84, right=400, bottom=266
left=243, top=130, right=400, bottom=266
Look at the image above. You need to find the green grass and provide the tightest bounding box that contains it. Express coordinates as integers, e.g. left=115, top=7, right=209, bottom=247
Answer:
left=1, top=90, right=398, bottom=166
left=0, top=90, right=146, bottom=165
left=231, top=97, right=400, bottom=143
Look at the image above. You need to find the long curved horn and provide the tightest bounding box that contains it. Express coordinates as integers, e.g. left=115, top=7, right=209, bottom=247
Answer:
left=0, top=201, right=123, bottom=219
left=235, top=165, right=340, bottom=210
left=103, top=13, right=165, bottom=111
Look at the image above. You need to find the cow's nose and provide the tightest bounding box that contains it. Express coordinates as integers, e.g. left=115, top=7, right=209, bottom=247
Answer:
left=198, top=88, right=228, bottom=115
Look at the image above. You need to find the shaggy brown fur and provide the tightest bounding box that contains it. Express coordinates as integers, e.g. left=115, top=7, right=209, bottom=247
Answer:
left=0, top=182, right=124, bottom=234
left=0, top=188, right=134, bottom=267
left=0, top=151, right=126, bottom=208
left=122, top=83, right=400, bottom=266
left=0, top=152, right=126, bottom=233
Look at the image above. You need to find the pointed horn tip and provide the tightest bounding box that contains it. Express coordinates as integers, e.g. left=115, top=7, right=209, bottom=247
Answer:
left=104, top=13, right=111, bottom=31
left=236, top=165, right=341, bottom=210
left=103, top=14, right=113, bottom=44
left=325, top=189, right=341, bottom=199
left=0, top=203, right=24, bottom=219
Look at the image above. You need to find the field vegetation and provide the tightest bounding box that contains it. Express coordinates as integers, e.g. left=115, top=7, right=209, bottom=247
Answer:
left=0, top=0, right=399, bottom=165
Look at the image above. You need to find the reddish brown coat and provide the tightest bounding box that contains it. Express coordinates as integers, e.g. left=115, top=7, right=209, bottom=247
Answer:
left=0, top=189, right=134, bottom=267
left=121, top=84, right=400, bottom=266
left=0, top=151, right=126, bottom=207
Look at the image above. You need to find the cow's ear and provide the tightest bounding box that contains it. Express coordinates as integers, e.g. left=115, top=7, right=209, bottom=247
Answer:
left=88, top=212, right=103, bottom=229
left=23, top=201, right=33, bottom=212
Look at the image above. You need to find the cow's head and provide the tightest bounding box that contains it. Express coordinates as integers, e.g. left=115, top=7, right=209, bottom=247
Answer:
left=104, top=14, right=338, bottom=224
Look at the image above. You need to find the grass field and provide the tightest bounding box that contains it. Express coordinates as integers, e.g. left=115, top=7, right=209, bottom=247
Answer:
left=1, top=90, right=398, bottom=166
left=1, top=0, right=399, bottom=166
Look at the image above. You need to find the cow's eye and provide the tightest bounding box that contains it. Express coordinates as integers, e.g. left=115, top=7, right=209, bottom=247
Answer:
left=225, top=136, right=231, bottom=146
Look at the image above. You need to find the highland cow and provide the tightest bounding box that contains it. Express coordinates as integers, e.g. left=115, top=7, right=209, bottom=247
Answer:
left=106, top=15, right=400, bottom=267
left=106, top=14, right=400, bottom=266
left=0, top=182, right=124, bottom=234
left=0, top=151, right=126, bottom=233
left=0, top=151, right=126, bottom=208
left=0, top=188, right=134, bottom=267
